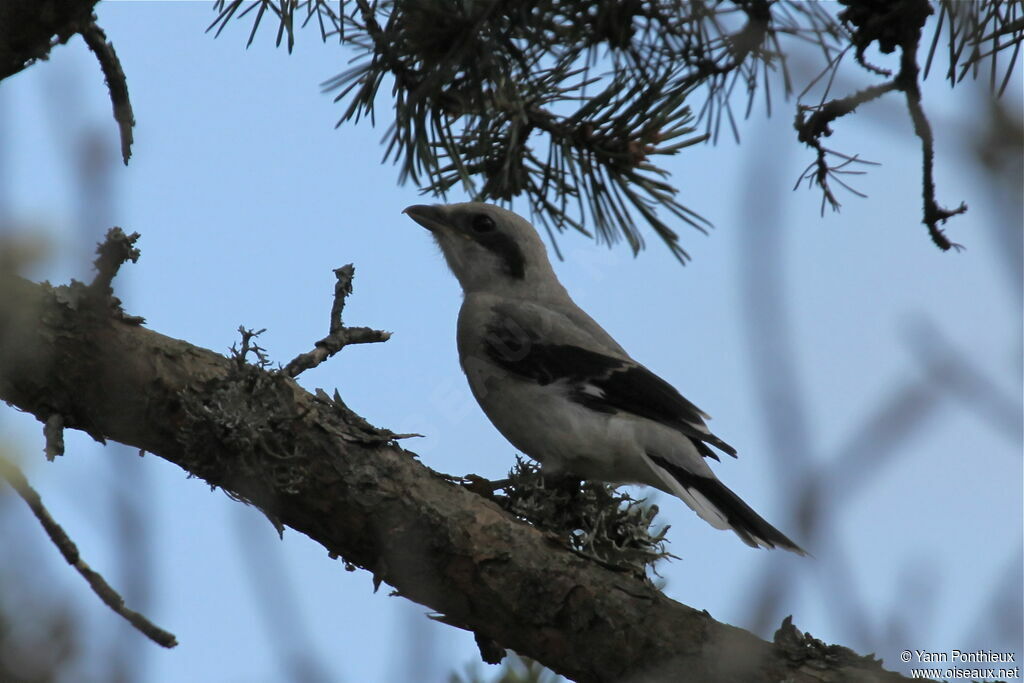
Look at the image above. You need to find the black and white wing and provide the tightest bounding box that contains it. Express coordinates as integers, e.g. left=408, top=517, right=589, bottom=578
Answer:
left=481, top=310, right=737, bottom=461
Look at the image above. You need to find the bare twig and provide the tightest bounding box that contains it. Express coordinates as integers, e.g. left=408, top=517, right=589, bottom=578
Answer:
left=327, top=263, right=354, bottom=336
left=895, top=39, right=968, bottom=251
left=794, top=81, right=888, bottom=212
left=231, top=326, right=270, bottom=369
left=43, top=413, right=65, bottom=461
left=90, top=227, right=140, bottom=293
left=80, top=21, right=135, bottom=165
left=796, top=81, right=898, bottom=142
left=283, top=264, right=391, bottom=377
left=0, top=458, right=178, bottom=648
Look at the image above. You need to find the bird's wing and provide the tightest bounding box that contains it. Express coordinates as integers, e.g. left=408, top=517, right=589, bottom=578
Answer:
left=482, top=301, right=737, bottom=460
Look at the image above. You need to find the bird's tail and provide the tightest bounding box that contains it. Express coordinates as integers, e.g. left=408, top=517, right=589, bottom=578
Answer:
left=643, top=453, right=807, bottom=555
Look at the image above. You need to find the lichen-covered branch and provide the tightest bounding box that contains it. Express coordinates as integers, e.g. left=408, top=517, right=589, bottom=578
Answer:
left=0, top=264, right=910, bottom=681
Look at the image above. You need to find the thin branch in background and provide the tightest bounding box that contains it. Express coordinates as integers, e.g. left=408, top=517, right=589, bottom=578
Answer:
left=966, top=545, right=1024, bottom=647
left=759, top=372, right=941, bottom=637
left=820, top=380, right=941, bottom=510
left=745, top=323, right=1014, bottom=641
left=108, top=448, right=155, bottom=681
left=736, top=131, right=816, bottom=637
left=232, top=506, right=331, bottom=683
left=904, top=318, right=1022, bottom=444
left=79, top=21, right=135, bottom=165
left=65, top=83, right=155, bottom=682
left=807, top=542, right=875, bottom=648
left=971, top=92, right=1024, bottom=303
left=882, top=558, right=939, bottom=659
left=740, top=382, right=941, bottom=639
left=736, top=118, right=971, bottom=643
left=0, top=459, right=178, bottom=649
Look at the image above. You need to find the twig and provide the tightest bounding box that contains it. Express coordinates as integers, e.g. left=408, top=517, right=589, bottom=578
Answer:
left=0, top=458, right=178, bottom=648
left=80, top=21, right=135, bottom=165
left=90, top=227, right=140, bottom=294
left=795, top=0, right=968, bottom=250
left=283, top=264, right=391, bottom=377
left=793, top=80, right=889, bottom=213
left=43, top=413, right=65, bottom=461
left=327, top=263, right=353, bottom=336
left=895, top=36, right=968, bottom=251
left=231, top=326, right=270, bottom=369
left=795, top=81, right=898, bottom=143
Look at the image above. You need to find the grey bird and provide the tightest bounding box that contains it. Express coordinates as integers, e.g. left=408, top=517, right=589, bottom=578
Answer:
left=405, top=201, right=806, bottom=554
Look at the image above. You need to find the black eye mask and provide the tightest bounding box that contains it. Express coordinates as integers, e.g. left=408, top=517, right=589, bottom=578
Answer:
left=464, top=213, right=525, bottom=279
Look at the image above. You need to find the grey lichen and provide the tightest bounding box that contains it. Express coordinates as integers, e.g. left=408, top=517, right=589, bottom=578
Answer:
left=173, top=328, right=315, bottom=519
left=774, top=615, right=890, bottom=676
left=173, top=327, right=403, bottom=515
left=495, top=457, right=674, bottom=578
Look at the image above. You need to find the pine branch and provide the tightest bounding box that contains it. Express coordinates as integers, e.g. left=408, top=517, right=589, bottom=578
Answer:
left=211, top=0, right=850, bottom=260
left=204, top=0, right=1021, bottom=257
left=926, top=0, right=1023, bottom=95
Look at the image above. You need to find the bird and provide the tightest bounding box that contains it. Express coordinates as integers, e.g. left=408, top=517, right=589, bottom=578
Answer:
left=404, top=202, right=806, bottom=554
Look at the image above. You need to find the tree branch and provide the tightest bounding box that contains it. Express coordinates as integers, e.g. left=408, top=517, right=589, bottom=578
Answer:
left=894, top=17, right=968, bottom=251
left=80, top=20, right=135, bottom=165
left=795, top=0, right=970, bottom=249
left=283, top=264, right=391, bottom=378
left=0, top=0, right=100, bottom=82
left=0, top=268, right=910, bottom=682
left=0, top=457, right=178, bottom=647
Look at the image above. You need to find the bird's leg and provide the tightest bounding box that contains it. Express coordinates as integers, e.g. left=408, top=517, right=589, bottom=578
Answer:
left=541, top=472, right=584, bottom=498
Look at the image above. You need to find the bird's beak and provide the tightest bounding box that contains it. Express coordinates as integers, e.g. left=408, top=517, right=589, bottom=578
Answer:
left=403, top=204, right=448, bottom=233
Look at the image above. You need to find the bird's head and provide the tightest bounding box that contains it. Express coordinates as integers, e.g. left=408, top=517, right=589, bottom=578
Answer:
left=404, top=202, right=562, bottom=296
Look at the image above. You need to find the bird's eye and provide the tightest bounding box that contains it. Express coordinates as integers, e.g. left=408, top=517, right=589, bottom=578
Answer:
left=471, top=214, right=496, bottom=233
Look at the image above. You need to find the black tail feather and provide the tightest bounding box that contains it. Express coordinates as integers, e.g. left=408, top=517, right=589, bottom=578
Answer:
left=648, top=455, right=807, bottom=555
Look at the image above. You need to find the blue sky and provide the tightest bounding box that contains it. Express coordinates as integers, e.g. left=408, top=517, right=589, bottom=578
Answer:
left=0, top=2, right=1020, bottom=682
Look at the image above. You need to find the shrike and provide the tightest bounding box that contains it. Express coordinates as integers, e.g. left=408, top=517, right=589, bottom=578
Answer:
left=405, top=202, right=805, bottom=554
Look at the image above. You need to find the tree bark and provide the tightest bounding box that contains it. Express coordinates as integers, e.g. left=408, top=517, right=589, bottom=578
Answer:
left=0, top=272, right=909, bottom=683
left=0, top=0, right=100, bottom=82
